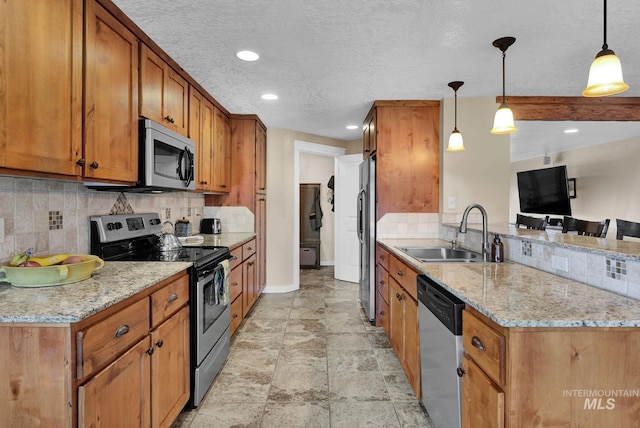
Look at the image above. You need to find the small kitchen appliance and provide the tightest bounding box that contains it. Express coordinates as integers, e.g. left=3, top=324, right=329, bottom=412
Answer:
left=201, top=218, right=222, bottom=234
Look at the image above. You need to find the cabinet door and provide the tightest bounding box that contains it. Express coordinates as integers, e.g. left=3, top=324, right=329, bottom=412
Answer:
left=165, top=69, right=188, bottom=136
left=150, top=307, right=189, bottom=428
left=461, top=354, right=504, bottom=428
left=402, top=292, right=420, bottom=397
left=362, top=108, right=376, bottom=157
left=84, top=0, right=138, bottom=182
left=242, top=253, right=257, bottom=317
left=255, top=122, right=267, bottom=194
left=255, top=194, right=267, bottom=292
left=0, top=0, right=82, bottom=176
left=388, top=277, right=403, bottom=357
left=139, top=45, right=165, bottom=124
left=78, top=337, right=151, bottom=428
left=211, top=107, right=231, bottom=192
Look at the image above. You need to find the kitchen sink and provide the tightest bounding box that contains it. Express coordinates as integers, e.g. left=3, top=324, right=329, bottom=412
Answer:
left=398, top=246, right=484, bottom=263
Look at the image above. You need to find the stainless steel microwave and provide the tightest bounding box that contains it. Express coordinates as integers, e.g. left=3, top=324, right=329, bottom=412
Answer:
left=138, top=119, right=196, bottom=192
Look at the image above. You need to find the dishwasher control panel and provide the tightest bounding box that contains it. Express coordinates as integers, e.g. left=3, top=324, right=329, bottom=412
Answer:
left=417, top=275, right=465, bottom=335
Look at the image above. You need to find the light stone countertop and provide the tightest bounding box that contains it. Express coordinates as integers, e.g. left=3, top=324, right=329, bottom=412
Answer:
left=180, top=232, right=256, bottom=249
left=378, top=238, right=640, bottom=328
left=0, top=261, right=191, bottom=323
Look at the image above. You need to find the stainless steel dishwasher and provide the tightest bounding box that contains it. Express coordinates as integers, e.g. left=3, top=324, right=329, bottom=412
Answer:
left=417, top=274, right=465, bottom=428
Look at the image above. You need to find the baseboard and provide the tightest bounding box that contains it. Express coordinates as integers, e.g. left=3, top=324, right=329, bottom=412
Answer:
left=320, top=261, right=334, bottom=266
left=262, top=283, right=298, bottom=294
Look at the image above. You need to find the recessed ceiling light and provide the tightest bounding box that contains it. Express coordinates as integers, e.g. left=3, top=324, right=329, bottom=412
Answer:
left=346, top=125, right=359, bottom=130
left=236, top=50, right=259, bottom=61
left=564, top=128, right=579, bottom=134
left=261, top=93, right=278, bottom=100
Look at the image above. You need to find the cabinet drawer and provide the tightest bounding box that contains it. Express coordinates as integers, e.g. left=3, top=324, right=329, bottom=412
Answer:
left=230, top=295, right=243, bottom=336
left=150, top=274, right=189, bottom=327
left=376, top=264, right=389, bottom=304
left=463, top=310, right=506, bottom=386
left=377, top=245, right=390, bottom=271
left=389, top=255, right=418, bottom=301
left=243, top=239, right=256, bottom=259
left=229, top=264, right=243, bottom=302
left=376, top=291, right=390, bottom=335
left=230, top=246, right=243, bottom=270
left=76, top=298, right=150, bottom=379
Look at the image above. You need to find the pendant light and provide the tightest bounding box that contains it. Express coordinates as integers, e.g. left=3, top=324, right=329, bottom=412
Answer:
left=490, top=37, right=517, bottom=135
left=582, top=0, right=628, bottom=97
left=447, top=81, right=465, bottom=151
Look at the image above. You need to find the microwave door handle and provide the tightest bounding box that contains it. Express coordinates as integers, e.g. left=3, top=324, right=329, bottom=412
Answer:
left=177, top=148, right=186, bottom=181
left=184, top=147, right=194, bottom=186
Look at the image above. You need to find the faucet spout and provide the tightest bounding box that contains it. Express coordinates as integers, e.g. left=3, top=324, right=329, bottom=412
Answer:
left=459, top=203, right=489, bottom=262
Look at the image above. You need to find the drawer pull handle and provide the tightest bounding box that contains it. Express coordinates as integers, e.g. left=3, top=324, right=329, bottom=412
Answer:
left=156, top=340, right=164, bottom=348
left=146, top=347, right=154, bottom=356
left=114, top=325, right=129, bottom=338
left=396, top=293, right=403, bottom=301
left=168, top=293, right=178, bottom=303
left=380, top=310, right=385, bottom=316
left=471, top=336, right=486, bottom=351
left=397, top=270, right=403, bottom=276
left=232, top=313, right=239, bottom=318
left=232, top=282, right=239, bottom=286
left=457, top=367, right=465, bottom=377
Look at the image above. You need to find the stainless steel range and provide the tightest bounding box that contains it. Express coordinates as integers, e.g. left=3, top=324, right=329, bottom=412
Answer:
left=90, top=213, right=231, bottom=407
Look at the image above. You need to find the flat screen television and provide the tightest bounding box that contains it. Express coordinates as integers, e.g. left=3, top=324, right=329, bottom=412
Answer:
left=517, top=165, right=572, bottom=216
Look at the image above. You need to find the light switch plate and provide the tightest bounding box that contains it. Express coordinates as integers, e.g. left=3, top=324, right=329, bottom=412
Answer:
left=0, top=218, right=4, bottom=244
left=447, top=197, right=456, bottom=209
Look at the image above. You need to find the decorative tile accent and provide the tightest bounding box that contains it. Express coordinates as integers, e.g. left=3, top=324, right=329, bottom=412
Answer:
left=165, top=208, right=171, bottom=219
left=521, top=240, right=532, bottom=257
left=109, top=193, right=134, bottom=215
left=187, top=207, right=192, bottom=216
left=48, top=211, right=63, bottom=230
left=606, top=257, right=627, bottom=280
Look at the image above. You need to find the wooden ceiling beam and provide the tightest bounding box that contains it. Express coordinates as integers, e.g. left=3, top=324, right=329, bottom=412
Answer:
left=495, top=96, right=640, bottom=121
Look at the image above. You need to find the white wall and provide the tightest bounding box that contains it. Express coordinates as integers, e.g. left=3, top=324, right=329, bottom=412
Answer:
left=441, top=96, right=511, bottom=223
left=299, top=153, right=335, bottom=265
left=265, top=129, right=349, bottom=291
left=510, top=135, right=640, bottom=239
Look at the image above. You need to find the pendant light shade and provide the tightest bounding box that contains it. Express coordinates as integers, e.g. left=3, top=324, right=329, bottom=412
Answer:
left=582, top=0, right=628, bottom=97
left=490, top=37, right=517, bottom=135
left=447, top=81, right=465, bottom=152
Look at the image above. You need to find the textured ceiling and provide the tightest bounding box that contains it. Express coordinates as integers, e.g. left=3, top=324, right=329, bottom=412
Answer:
left=112, top=0, right=640, bottom=157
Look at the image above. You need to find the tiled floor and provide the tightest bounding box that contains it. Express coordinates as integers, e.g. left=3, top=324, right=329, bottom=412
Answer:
left=172, top=267, right=434, bottom=427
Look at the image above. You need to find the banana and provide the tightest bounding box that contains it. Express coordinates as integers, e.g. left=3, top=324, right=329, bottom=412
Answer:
left=28, top=254, right=70, bottom=267
left=9, top=251, right=29, bottom=266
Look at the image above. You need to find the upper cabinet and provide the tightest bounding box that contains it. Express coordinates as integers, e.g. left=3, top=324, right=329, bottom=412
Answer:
left=0, top=0, right=83, bottom=177
left=140, top=44, right=188, bottom=137
left=362, top=108, right=377, bottom=157
left=84, top=0, right=139, bottom=183
left=369, top=101, right=440, bottom=219
left=255, top=122, right=267, bottom=194
left=211, top=107, right=231, bottom=192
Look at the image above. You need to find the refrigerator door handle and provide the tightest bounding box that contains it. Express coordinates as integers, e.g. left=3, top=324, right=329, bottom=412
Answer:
left=357, top=189, right=365, bottom=243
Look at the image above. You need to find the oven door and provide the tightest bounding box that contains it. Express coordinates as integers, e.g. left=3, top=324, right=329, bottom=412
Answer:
left=195, top=263, right=229, bottom=364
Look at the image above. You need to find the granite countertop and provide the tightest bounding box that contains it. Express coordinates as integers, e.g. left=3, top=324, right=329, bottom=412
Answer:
left=180, top=232, right=256, bottom=249
left=0, top=261, right=191, bottom=324
left=378, top=238, right=640, bottom=328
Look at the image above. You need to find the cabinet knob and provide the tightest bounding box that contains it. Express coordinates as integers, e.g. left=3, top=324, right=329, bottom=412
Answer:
left=89, top=161, right=99, bottom=169
left=114, top=325, right=129, bottom=338
left=164, top=115, right=175, bottom=124
left=248, top=261, right=254, bottom=266
left=232, top=313, right=238, bottom=318
left=395, top=293, right=403, bottom=301
left=471, top=336, right=486, bottom=352
left=232, top=282, right=239, bottom=286
left=380, top=310, right=385, bottom=316
left=168, top=293, right=178, bottom=303
left=76, top=159, right=86, bottom=167
left=146, top=347, right=154, bottom=356
left=155, top=339, right=164, bottom=348
left=221, top=184, right=227, bottom=188
left=456, top=367, right=465, bottom=377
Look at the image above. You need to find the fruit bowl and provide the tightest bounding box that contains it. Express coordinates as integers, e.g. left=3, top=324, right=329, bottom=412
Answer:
left=0, top=254, right=105, bottom=288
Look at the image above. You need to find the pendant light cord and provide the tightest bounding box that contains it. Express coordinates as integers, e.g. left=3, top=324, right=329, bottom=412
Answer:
left=501, top=51, right=506, bottom=103
left=602, top=0, right=608, bottom=50
left=454, top=90, right=458, bottom=131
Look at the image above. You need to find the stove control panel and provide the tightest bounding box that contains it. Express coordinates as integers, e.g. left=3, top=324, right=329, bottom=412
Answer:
left=91, top=213, right=163, bottom=243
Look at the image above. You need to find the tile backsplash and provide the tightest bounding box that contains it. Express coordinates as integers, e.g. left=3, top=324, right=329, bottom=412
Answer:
left=0, top=176, right=205, bottom=262
left=203, top=206, right=254, bottom=233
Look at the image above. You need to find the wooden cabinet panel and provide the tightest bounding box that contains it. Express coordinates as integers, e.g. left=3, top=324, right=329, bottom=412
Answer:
left=402, top=292, right=420, bottom=396
left=0, top=0, right=82, bottom=177
left=84, top=0, right=139, bottom=182
left=76, top=297, right=149, bottom=380
left=376, top=264, right=389, bottom=304
left=243, top=239, right=257, bottom=258
left=389, top=254, right=418, bottom=301
left=376, top=245, right=390, bottom=272
left=140, top=44, right=187, bottom=136
left=150, top=274, right=189, bottom=328
left=230, top=296, right=243, bottom=336
left=462, top=310, right=505, bottom=386
left=461, top=354, right=504, bottom=428
left=376, top=290, right=390, bottom=336
left=255, top=122, right=267, bottom=194
left=242, top=253, right=257, bottom=317
left=229, top=265, right=243, bottom=302
left=256, top=194, right=267, bottom=293
left=230, top=246, right=243, bottom=270
left=198, top=98, right=215, bottom=190
left=211, top=107, right=231, bottom=192
left=362, top=108, right=376, bottom=157
left=388, top=277, right=403, bottom=357
left=150, top=307, right=189, bottom=428
left=78, top=336, right=152, bottom=428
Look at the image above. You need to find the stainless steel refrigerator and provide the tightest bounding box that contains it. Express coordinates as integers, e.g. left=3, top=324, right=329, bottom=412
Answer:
left=358, top=156, right=376, bottom=322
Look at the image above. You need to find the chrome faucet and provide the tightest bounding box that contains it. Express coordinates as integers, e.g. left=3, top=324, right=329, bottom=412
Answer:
left=459, top=203, right=489, bottom=262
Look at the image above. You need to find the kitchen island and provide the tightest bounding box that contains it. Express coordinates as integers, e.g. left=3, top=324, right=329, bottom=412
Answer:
left=0, top=261, right=191, bottom=427
left=378, top=238, right=640, bottom=428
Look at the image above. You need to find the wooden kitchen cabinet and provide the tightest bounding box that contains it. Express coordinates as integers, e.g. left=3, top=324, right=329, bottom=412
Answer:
left=365, top=101, right=440, bottom=219
left=243, top=239, right=258, bottom=316
left=461, top=353, right=504, bottom=428
left=84, top=0, right=139, bottom=183
left=211, top=107, right=232, bottom=192
left=376, top=245, right=391, bottom=335
left=0, top=0, right=83, bottom=177
left=140, top=44, right=189, bottom=136
left=256, top=193, right=267, bottom=293
left=229, top=246, right=244, bottom=335
left=255, top=122, right=267, bottom=194
left=387, top=253, right=421, bottom=398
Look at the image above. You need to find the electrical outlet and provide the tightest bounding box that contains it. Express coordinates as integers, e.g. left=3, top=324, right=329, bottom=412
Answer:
left=0, top=218, right=4, bottom=244
left=552, top=255, right=569, bottom=272
left=448, top=197, right=456, bottom=209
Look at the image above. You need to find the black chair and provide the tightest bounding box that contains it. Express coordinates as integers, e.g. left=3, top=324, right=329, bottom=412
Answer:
left=616, top=219, right=640, bottom=240
left=515, top=214, right=549, bottom=230
left=562, top=216, right=610, bottom=238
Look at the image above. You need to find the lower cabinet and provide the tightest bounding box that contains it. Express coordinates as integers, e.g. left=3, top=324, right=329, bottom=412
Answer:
left=228, top=238, right=260, bottom=336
